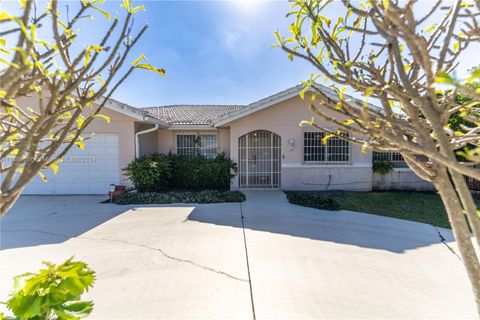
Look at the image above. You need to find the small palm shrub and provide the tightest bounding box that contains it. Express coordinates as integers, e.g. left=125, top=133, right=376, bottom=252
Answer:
left=2, top=258, right=95, bottom=320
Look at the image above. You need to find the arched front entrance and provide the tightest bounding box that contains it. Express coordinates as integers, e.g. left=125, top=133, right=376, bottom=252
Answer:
left=238, top=130, right=281, bottom=189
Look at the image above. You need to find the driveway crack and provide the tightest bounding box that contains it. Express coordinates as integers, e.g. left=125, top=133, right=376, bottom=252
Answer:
left=2, top=228, right=248, bottom=282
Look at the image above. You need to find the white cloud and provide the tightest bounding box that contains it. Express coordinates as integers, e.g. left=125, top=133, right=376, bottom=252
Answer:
left=221, top=25, right=262, bottom=60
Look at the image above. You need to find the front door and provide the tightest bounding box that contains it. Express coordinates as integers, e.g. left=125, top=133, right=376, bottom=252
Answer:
left=238, top=130, right=281, bottom=188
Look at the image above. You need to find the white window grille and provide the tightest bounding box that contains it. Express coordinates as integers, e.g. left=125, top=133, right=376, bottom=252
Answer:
left=303, top=131, right=350, bottom=163
left=176, top=133, right=218, bottom=158
left=373, top=152, right=407, bottom=167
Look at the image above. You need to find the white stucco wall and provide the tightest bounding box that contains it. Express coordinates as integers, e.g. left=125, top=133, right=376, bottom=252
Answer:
left=372, top=169, right=434, bottom=191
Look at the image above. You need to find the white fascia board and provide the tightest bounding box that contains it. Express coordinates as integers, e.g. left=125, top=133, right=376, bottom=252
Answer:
left=213, top=83, right=382, bottom=127
left=103, top=99, right=169, bottom=127
left=168, top=124, right=216, bottom=130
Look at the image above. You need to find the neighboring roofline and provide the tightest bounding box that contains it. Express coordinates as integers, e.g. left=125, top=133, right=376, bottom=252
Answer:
left=213, top=83, right=381, bottom=127
left=103, top=98, right=170, bottom=127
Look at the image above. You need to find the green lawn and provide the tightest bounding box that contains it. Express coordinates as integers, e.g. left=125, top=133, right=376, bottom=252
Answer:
left=286, top=191, right=479, bottom=229
left=335, top=191, right=452, bottom=228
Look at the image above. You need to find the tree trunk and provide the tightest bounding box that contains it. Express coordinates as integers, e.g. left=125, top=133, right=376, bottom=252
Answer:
left=434, top=169, right=480, bottom=315
left=449, top=169, right=480, bottom=249
left=0, top=191, right=22, bottom=219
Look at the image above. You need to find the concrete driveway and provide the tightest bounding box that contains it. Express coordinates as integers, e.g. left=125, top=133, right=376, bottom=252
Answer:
left=0, top=191, right=476, bottom=319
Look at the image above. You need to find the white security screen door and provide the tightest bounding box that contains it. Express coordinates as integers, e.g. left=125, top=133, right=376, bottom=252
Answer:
left=238, top=130, right=281, bottom=188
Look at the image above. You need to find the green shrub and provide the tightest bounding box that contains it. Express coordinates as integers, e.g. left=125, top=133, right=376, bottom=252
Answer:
left=167, top=153, right=237, bottom=190
left=372, top=159, right=394, bottom=175
left=2, top=258, right=95, bottom=320
left=123, top=152, right=237, bottom=192
left=123, top=153, right=171, bottom=192
left=114, top=190, right=245, bottom=205
left=285, top=191, right=341, bottom=211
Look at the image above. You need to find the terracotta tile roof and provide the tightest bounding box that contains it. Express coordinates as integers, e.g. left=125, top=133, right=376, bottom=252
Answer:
left=141, top=105, right=246, bottom=125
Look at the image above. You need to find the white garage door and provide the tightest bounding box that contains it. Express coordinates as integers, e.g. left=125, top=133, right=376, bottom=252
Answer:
left=22, top=133, right=120, bottom=195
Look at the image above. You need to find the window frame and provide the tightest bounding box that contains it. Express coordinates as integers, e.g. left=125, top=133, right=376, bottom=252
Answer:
left=372, top=151, right=408, bottom=168
left=174, top=131, right=218, bottom=158
left=302, top=130, right=351, bottom=164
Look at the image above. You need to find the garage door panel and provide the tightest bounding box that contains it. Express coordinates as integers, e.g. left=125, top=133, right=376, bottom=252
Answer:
left=103, top=134, right=119, bottom=142
left=21, top=133, right=120, bottom=195
left=54, top=183, right=72, bottom=194
left=88, top=184, right=109, bottom=194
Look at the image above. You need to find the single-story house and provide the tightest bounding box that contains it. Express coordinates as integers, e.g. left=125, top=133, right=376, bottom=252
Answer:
left=18, top=84, right=432, bottom=194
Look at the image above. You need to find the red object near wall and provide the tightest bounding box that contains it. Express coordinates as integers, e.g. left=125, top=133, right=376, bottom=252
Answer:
left=108, top=185, right=126, bottom=201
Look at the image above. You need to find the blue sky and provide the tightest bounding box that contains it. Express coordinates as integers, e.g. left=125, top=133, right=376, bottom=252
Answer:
left=2, top=0, right=479, bottom=107
left=111, top=0, right=316, bottom=106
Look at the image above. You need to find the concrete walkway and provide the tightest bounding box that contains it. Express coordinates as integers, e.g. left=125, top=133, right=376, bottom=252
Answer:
left=0, top=192, right=477, bottom=319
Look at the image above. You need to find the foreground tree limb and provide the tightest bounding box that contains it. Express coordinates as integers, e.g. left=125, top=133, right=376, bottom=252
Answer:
left=0, top=0, right=165, bottom=217
left=276, top=0, right=480, bottom=313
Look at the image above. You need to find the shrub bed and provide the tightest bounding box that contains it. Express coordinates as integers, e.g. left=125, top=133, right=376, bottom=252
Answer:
left=123, top=153, right=237, bottom=192
left=123, top=153, right=171, bottom=192
left=168, top=153, right=237, bottom=190
left=284, top=191, right=341, bottom=211
left=114, top=190, right=245, bottom=205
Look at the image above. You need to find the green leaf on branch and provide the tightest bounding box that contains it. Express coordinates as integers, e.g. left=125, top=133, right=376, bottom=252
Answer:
left=132, top=53, right=145, bottom=66
left=382, top=0, right=390, bottom=10
left=299, top=117, right=315, bottom=127
left=321, top=134, right=335, bottom=145
left=435, top=70, right=455, bottom=85
left=424, top=24, right=437, bottom=33
left=467, top=69, right=480, bottom=83
left=131, top=5, right=145, bottom=13
left=75, top=140, right=85, bottom=150
left=453, top=41, right=459, bottom=53
left=93, top=114, right=110, bottom=123
left=361, top=142, right=369, bottom=153
left=121, top=0, right=131, bottom=11
left=92, top=5, right=111, bottom=20
left=50, top=162, right=59, bottom=175
left=135, top=64, right=166, bottom=76
left=37, top=171, right=48, bottom=182
left=299, top=87, right=308, bottom=100
left=5, top=258, right=95, bottom=319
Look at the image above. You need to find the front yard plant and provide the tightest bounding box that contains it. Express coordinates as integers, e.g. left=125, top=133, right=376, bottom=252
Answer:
left=372, top=160, right=394, bottom=175
left=123, top=153, right=237, bottom=192
left=285, top=191, right=341, bottom=211
left=114, top=190, right=245, bottom=205
left=284, top=191, right=477, bottom=229
left=1, top=258, right=95, bottom=320
left=123, top=153, right=171, bottom=192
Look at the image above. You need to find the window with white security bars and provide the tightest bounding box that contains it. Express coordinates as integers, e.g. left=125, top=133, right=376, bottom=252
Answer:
left=176, top=133, right=218, bottom=158
left=303, top=131, right=350, bottom=163
left=372, top=152, right=407, bottom=167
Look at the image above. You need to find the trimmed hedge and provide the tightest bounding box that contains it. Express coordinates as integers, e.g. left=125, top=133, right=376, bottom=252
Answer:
left=123, top=152, right=237, bottom=192
left=168, top=153, right=237, bottom=190
left=123, top=153, right=171, bottom=192
left=284, top=191, right=341, bottom=211
left=114, top=190, right=245, bottom=205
